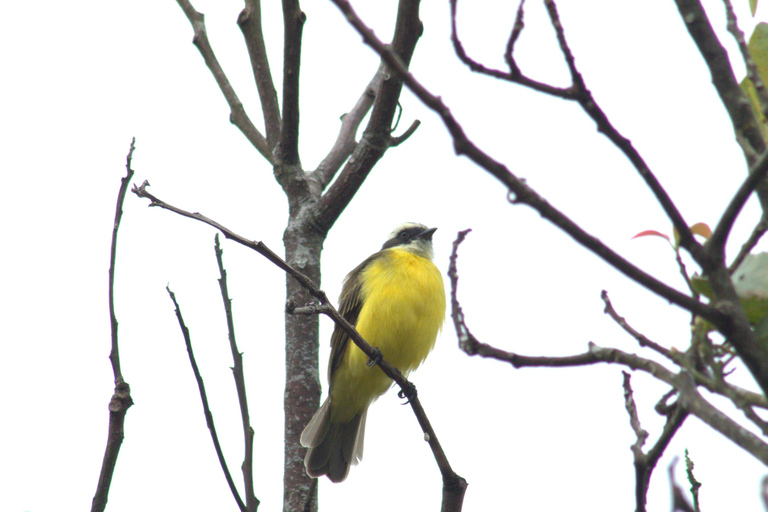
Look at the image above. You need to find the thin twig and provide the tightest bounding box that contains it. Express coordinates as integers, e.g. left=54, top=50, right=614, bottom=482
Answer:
left=91, top=139, right=136, bottom=512
left=214, top=235, right=259, bottom=511
left=729, top=214, right=768, bottom=273
left=449, top=0, right=572, bottom=97
left=503, top=0, right=526, bottom=75
left=709, top=148, right=768, bottom=254
left=448, top=229, right=481, bottom=356
left=166, top=286, right=247, bottom=512
left=624, top=372, right=688, bottom=512
left=390, top=119, right=421, bottom=147
left=623, top=371, right=649, bottom=458
left=684, top=449, right=702, bottom=512
left=669, top=457, right=696, bottom=512
left=602, top=290, right=676, bottom=360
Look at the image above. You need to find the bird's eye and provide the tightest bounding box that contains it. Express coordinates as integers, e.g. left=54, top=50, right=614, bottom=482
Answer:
left=399, top=231, right=410, bottom=240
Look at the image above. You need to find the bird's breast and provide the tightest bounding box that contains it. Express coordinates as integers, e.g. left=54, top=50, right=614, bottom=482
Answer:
left=353, top=249, right=446, bottom=372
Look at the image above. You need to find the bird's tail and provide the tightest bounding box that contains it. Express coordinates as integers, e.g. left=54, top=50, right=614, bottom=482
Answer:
left=300, top=397, right=367, bottom=483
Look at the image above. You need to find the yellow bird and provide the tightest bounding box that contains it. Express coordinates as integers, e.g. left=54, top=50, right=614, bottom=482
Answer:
left=301, top=222, right=446, bottom=482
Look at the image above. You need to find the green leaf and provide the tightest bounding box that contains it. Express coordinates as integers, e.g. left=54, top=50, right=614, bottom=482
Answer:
left=741, top=23, right=768, bottom=142
left=750, top=0, right=759, bottom=17
left=693, top=253, right=768, bottom=324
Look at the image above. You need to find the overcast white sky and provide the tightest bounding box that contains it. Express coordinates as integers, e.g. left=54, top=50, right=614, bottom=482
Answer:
left=3, top=0, right=768, bottom=511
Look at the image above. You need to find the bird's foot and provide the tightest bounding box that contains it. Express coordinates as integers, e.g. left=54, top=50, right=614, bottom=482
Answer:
left=398, top=381, right=417, bottom=404
left=366, top=347, right=383, bottom=367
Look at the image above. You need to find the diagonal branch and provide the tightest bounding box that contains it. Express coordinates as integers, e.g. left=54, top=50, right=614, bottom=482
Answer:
left=176, top=0, right=273, bottom=164
left=167, top=286, right=247, bottom=512
left=542, top=0, right=700, bottom=258
left=133, top=182, right=465, bottom=510
left=238, top=0, right=282, bottom=151
left=709, top=148, right=768, bottom=253
left=451, top=0, right=701, bottom=257
left=310, top=62, right=388, bottom=194
left=673, top=0, right=767, bottom=163
left=314, top=0, right=425, bottom=237
left=330, top=0, right=717, bottom=322
left=729, top=214, right=768, bottom=272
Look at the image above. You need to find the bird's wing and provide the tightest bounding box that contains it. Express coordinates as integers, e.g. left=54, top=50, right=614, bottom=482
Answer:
left=327, top=252, right=381, bottom=382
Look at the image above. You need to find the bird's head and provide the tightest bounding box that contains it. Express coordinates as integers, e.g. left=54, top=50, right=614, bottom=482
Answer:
left=381, top=222, right=437, bottom=260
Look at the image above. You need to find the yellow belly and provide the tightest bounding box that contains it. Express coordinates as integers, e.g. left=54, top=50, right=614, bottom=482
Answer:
left=329, top=249, right=446, bottom=423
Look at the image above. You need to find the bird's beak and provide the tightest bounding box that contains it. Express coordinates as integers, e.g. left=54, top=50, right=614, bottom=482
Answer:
left=419, top=227, right=437, bottom=240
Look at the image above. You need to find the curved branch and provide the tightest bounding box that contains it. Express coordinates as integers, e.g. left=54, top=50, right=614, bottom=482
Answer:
left=176, top=0, right=273, bottom=164
left=449, top=0, right=573, bottom=97
left=709, top=148, right=768, bottom=253
left=464, top=338, right=768, bottom=466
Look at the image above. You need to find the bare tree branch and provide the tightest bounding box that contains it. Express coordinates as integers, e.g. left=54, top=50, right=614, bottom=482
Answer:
left=314, top=0, right=425, bottom=237
left=238, top=0, right=282, bottom=150
left=468, top=337, right=768, bottom=465
left=91, top=139, right=136, bottom=512
left=176, top=0, right=273, bottom=163
left=167, top=286, right=247, bottom=512
left=544, top=0, right=702, bottom=258
left=602, top=291, right=675, bottom=361
left=449, top=0, right=571, bottom=96
left=729, top=214, right=768, bottom=273
left=623, top=372, right=689, bottom=512
left=214, top=235, right=259, bottom=511
left=310, top=62, right=387, bottom=192
left=603, top=289, right=768, bottom=413
left=709, top=148, right=768, bottom=254
left=329, top=0, right=717, bottom=322
left=452, top=0, right=702, bottom=258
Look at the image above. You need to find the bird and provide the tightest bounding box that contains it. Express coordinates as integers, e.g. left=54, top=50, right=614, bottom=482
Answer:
left=300, top=222, right=446, bottom=483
